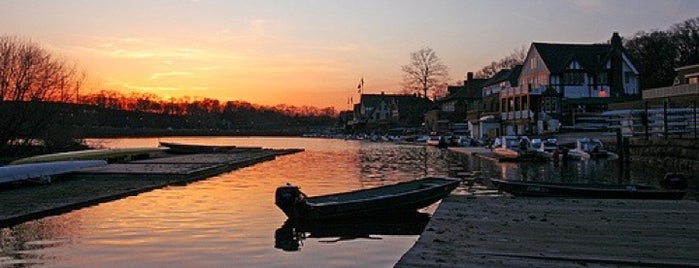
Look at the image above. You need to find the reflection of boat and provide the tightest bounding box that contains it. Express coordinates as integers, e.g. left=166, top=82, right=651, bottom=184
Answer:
left=274, top=212, right=430, bottom=251
left=492, top=136, right=538, bottom=161
left=1, top=160, right=108, bottom=184
left=10, top=147, right=165, bottom=165
left=274, top=176, right=460, bottom=220
left=490, top=179, right=687, bottom=200
left=159, top=141, right=260, bottom=154
left=569, top=138, right=618, bottom=160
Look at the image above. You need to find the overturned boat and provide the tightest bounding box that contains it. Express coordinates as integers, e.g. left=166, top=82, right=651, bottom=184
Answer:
left=274, top=176, right=461, bottom=220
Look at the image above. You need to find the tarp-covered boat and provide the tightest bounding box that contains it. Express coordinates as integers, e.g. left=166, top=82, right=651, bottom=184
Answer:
left=491, top=178, right=687, bottom=200
left=1, top=160, right=108, bottom=184
left=275, top=176, right=461, bottom=220
left=10, top=147, right=165, bottom=165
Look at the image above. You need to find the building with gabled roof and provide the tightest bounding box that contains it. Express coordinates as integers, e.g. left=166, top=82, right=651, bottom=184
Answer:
left=516, top=32, right=640, bottom=133
left=347, top=92, right=434, bottom=133
left=433, top=72, right=487, bottom=136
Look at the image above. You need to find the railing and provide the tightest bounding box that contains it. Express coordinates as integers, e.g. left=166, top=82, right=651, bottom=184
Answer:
left=643, top=83, right=699, bottom=99
left=500, top=110, right=534, bottom=120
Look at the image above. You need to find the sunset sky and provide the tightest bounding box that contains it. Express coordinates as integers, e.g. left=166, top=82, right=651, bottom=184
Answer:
left=1, top=0, right=697, bottom=111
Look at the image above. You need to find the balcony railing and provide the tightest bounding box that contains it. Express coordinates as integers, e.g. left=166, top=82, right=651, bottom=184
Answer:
left=500, top=110, right=534, bottom=120
left=643, top=83, right=699, bottom=100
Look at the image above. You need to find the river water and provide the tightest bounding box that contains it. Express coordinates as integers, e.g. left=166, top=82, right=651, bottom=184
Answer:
left=0, top=137, right=691, bottom=267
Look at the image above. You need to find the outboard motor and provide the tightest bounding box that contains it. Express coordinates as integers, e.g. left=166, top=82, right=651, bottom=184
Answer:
left=663, top=173, right=688, bottom=190
left=275, top=184, right=305, bottom=218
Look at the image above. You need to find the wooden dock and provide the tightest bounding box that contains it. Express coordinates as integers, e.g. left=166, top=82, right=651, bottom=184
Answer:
left=396, top=195, right=699, bottom=267
left=0, top=148, right=303, bottom=228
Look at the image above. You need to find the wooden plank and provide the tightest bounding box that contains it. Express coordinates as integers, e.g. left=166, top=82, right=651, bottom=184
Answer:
left=396, top=196, right=699, bottom=267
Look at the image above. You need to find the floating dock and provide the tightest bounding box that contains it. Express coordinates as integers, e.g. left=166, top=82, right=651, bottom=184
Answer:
left=396, top=195, right=699, bottom=267
left=0, top=148, right=303, bottom=228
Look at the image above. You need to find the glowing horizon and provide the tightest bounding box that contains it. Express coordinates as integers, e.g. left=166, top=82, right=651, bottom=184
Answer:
left=2, top=0, right=697, bottom=111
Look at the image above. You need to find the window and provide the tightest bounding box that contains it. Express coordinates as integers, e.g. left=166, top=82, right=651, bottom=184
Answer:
left=530, top=58, right=537, bottom=70
left=563, top=72, right=584, bottom=85
left=689, top=77, right=699, bottom=84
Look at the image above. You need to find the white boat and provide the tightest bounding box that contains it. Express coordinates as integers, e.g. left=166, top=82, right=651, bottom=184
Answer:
left=426, top=134, right=447, bottom=147
left=0, top=160, right=108, bottom=184
left=569, top=138, right=618, bottom=160
left=492, top=136, right=538, bottom=161
left=531, top=138, right=559, bottom=159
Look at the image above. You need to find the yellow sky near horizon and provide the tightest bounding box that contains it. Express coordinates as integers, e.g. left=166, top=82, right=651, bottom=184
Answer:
left=2, top=0, right=697, bottom=111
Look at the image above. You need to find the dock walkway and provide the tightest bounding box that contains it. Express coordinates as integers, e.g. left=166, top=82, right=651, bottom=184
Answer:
left=0, top=148, right=303, bottom=228
left=396, top=195, right=699, bottom=267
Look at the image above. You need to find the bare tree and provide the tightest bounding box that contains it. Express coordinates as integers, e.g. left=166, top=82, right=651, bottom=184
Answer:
left=474, top=45, right=527, bottom=78
left=401, top=47, right=449, bottom=100
left=0, top=35, right=83, bottom=153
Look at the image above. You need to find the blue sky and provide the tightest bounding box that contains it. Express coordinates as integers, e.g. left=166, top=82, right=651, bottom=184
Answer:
left=1, top=0, right=697, bottom=109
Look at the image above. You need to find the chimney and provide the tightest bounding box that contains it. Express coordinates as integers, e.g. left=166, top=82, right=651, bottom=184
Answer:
left=610, top=32, right=623, bottom=98
left=467, top=72, right=474, bottom=82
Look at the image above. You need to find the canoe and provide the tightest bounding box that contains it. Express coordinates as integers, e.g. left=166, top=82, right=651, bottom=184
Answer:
left=274, top=212, right=429, bottom=251
left=490, top=179, right=686, bottom=200
left=274, top=176, right=461, bottom=220
left=10, top=147, right=165, bottom=165
left=159, top=141, right=261, bottom=154
left=1, top=160, right=108, bottom=184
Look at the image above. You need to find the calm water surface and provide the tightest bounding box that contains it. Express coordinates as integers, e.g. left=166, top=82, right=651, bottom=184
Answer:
left=1, top=137, right=692, bottom=267
left=1, top=137, right=455, bottom=267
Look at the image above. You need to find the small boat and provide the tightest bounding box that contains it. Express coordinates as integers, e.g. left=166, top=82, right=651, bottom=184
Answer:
left=426, top=134, right=448, bottom=148
left=568, top=138, right=618, bottom=160
left=159, top=141, right=259, bottom=154
left=1, top=160, right=108, bottom=184
left=10, top=147, right=165, bottom=165
left=492, top=136, right=539, bottom=161
left=274, top=176, right=461, bottom=220
left=490, top=179, right=687, bottom=200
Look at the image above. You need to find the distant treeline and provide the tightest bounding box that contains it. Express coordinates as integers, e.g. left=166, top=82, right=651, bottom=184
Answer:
left=4, top=100, right=337, bottom=135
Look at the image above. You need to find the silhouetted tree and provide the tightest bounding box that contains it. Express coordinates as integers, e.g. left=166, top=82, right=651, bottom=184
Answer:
left=474, top=45, right=527, bottom=78
left=0, top=36, right=83, bottom=153
left=624, top=16, right=699, bottom=89
left=624, top=30, right=678, bottom=89
left=401, top=47, right=449, bottom=100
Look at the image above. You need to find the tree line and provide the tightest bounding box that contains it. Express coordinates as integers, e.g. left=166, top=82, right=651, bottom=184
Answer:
left=0, top=36, right=337, bottom=156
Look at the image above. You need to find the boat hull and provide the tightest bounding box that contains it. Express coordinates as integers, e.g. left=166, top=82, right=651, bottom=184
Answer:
left=491, top=179, right=686, bottom=200
left=276, top=177, right=461, bottom=220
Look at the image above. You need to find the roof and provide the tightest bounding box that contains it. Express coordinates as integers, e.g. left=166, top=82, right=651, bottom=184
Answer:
left=481, top=65, right=522, bottom=88
left=439, top=78, right=487, bottom=102
left=532, top=42, right=612, bottom=73
left=360, top=93, right=436, bottom=113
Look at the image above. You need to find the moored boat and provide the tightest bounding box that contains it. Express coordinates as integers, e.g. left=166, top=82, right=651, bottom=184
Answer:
left=274, top=176, right=461, bottom=220
left=490, top=178, right=687, bottom=200
left=569, top=138, right=618, bottom=160
left=159, top=141, right=260, bottom=154
left=492, top=136, right=539, bottom=161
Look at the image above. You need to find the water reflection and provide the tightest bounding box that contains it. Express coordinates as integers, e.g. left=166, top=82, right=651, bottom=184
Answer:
left=1, top=138, right=453, bottom=267
left=274, top=212, right=430, bottom=252
left=4, top=137, right=689, bottom=267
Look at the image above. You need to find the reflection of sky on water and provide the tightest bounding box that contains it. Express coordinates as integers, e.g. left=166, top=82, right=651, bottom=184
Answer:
left=2, top=138, right=690, bottom=267
left=1, top=138, right=454, bottom=267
